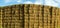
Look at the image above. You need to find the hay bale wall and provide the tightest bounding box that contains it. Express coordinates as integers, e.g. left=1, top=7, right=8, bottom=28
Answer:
left=0, top=4, right=60, bottom=28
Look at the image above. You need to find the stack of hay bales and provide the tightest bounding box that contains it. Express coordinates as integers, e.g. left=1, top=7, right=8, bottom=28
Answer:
left=0, top=4, right=60, bottom=28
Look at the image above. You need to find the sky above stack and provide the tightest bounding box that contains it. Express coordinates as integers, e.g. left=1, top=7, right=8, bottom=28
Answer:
left=0, top=0, right=60, bottom=8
